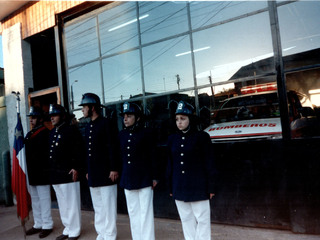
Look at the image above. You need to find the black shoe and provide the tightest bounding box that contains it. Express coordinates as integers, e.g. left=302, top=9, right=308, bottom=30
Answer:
left=56, top=234, right=68, bottom=240
left=68, top=235, right=80, bottom=240
left=39, top=229, right=53, bottom=238
left=26, top=227, right=42, bottom=235
left=68, top=236, right=80, bottom=240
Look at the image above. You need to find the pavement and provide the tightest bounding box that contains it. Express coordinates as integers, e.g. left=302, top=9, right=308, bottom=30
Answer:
left=1, top=205, right=320, bottom=240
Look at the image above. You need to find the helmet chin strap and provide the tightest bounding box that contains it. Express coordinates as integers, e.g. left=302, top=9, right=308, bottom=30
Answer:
left=56, top=119, right=66, bottom=129
left=182, top=125, right=190, bottom=133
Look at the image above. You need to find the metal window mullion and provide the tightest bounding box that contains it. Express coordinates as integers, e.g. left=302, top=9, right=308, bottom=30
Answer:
left=96, top=15, right=106, bottom=105
left=67, top=2, right=293, bottom=71
left=55, top=20, right=70, bottom=109
left=187, top=2, right=200, bottom=116
left=268, top=1, right=291, bottom=140
left=54, top=25, right=65, bottom=106
left=136, top=2, right=147, bottom=112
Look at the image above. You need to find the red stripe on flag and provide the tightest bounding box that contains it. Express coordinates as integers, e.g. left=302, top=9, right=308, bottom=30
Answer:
left=11, top=112, right=31, bottom=223
left=12, top=148, right=31, bottom=221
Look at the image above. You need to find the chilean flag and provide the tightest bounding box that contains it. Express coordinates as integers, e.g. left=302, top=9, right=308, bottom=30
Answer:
left=11, top=113, right=31, bottom=222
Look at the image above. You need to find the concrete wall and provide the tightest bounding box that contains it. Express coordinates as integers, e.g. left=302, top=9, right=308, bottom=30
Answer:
left=0, top=95, right=11, bottom=205
left=2, top=22, right=33, bottom=158
left=0, top=96, right=9, bottom=158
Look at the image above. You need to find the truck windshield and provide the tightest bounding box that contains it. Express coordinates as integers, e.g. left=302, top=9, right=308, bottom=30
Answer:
left=213, top=91, right=280, bottom=123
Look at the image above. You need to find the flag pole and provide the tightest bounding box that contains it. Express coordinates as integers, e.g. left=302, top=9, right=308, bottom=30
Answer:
left=11, top=91, right=28, bottom=239
left=12, top=91, right=20, bottom=113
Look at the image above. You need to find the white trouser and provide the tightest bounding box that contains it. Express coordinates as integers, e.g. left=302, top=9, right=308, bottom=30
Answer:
left=29, top=185, right=53, bottom=230
left=175, top=200, right=211, bottom=240
left=90, top=185, right=117, bottom=240
left=53, top=182, right=81, bottom=237
left=124, top=187, right=155, bottom=240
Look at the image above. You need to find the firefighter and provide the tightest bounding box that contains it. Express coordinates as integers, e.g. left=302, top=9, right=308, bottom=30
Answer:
left=48, top=104, right=84, bottom=240
left=79, top=93, right=119, bottom=240
left=25, top=106, right=53, bottom=238
left=166, top=101, right=216, bottom=240
left=118, top=102, right=158, bottom=240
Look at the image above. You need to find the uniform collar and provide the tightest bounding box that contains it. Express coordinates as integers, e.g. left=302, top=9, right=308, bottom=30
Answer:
left=55, top=121, right=66, bottom=131
left=125, top=121, right=142, bottom=132
left=90, top=115, right=102, bottom=123
left=178, top=126, right=197, bottom=136
left=31, top=124, right=44, bottom=132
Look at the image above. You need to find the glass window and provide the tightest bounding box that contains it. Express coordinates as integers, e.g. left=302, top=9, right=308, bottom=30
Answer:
left=145, top=90, right=196, bottom=144
left=68, top=61, right=102, bottom=108
left=198, top=78, right=281, bottom=142
left=190, top=1, right=268, bottom=29
left=278, top=1, right=320, bottom=58
left=65, top=17, right=99, bottom=67
left=64, top=1, right=320, bottom=141
left=103, top=50, right=142, bottom=103
left=139, top=2, right=189, bottom=44
left=278, top=1, right=320, bottom=138
left=285, top=68, right=320, bottom=139
left=193, top=11, right=274, bottom=87
left=143, top=36, right=194, bottom=94
left=99, top=2, right=139, bottom=56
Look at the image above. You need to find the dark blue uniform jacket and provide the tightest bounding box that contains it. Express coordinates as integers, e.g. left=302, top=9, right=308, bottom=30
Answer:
left=49, top=122, right=85, bottom=184
left=85, top=116, right=120, bottom=187
left=118, top=125, right=158, bottom=190
left=25, top=125, right=50, bottom=186
left=167, top=129, right=216, bottom=202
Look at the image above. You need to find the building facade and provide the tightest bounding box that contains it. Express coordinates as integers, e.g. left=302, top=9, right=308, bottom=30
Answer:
left=1, top=1, right=320, bottom=234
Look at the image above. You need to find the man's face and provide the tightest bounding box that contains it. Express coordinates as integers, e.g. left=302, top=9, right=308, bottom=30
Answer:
left=50, top=114, right=62, bottom=126
left=81, top=105, right=90, bottom=118
left=29, top=116, right=39, bottom=129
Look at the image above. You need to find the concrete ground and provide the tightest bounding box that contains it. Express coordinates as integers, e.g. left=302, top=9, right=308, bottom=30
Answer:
left=1, top=205, right=320, bottom=240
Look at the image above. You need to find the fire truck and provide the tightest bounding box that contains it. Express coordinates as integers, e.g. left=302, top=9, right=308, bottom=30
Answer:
left=204, top=83, right=320, bottom=142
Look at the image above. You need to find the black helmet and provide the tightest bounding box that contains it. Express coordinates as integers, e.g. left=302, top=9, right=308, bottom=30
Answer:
left=175, top=101, right=194, bottom=116
left=120, top=102, right=142, bottom=116
left=49, top=104, right=66, bottom=116
left=79, top=93, right=101, bottom=107
left=27, top=106, right=43, bottom=117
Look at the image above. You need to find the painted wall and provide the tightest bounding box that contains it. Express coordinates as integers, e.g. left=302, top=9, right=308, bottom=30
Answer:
left=0, top=1, right=83, bottom=39
left=2, top=23, right=33, bottom=158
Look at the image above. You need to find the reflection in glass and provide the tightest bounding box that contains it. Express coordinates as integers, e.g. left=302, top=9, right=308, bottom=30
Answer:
left=198, top=79, right=283, bottom=140
left=145, top=91, right=196, bottom=144
left=103, top=50, right=142, bottom=103
left=68, top=61, right=102, bottom=107
left=99, top=2, right=139, bottom=56
left=72, top=109, right=84, bottom=122
left=278, top=1, right=320, bottom=138
left=190, top=1, right=267, bottom=29
left=65, top=17, right=99, bottom=67
left=198, top=83, right=235, bottom=129
left=139, top=2, right=188, bottom=44
left=198, top=83, right=235, bottom=107
left=278, top=1, right=320, bottom=57
left=193, top=11, right=274, bottom=87
left=63, top=1, right=320, bottom=140
left=143, top=36, right=194, bottom=94
left=286, top=68, right=320, bottom=138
